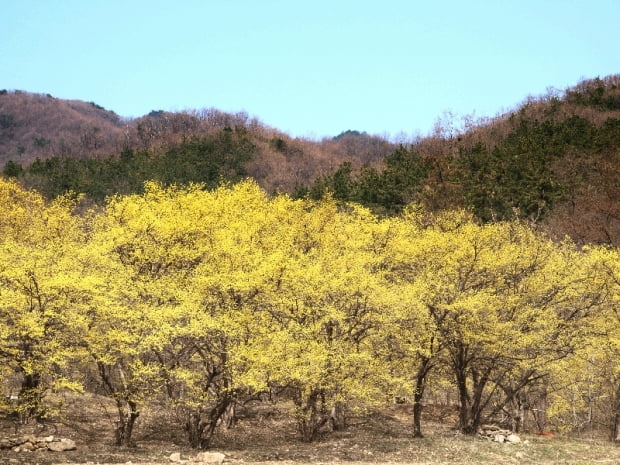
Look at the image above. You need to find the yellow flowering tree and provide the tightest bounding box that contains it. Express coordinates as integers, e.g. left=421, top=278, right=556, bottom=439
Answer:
left=382, top=205, right=596, bottom=435
left=85, top=182, right=209, bottom=446
left=547, top=246, right=620, bottom=439
left=85, top=180, right=307, bottom=447
left=4, top=173, right=616, bottom=445
left=591, top=246, right=620, bottom=441
left=0, top=178, right=89, bottom=422
left=227, top=196, right=396, bottom=441
left=167, top=181, right=297, bottom=448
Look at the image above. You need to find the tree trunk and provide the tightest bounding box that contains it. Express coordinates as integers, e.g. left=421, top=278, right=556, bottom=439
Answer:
left=451, top=345, right=497, bottom=435
left=452, top=346, right=475, bottom=434
left=94, top=361, right=142, bottom=447
left=412, top=357, right=433, bottom=438
left=412, top=395, right=424, bottom=438
left=115, top=400, right=139, bottom=447
left=613, top=411, right=620, bottom=442
left=468, top=370, right=488, bottom=435
left=611, top=384, right=620, bottom=442
left=455, top=370, right=473, bottom=433
left=186, top=412, right=206, bottom=449
left=219, top=400, right=236, bottom=429
left=330, top=402, right=346, bottom=431
left=294, top=388, right=329, bottom=442
left=18, top=372, right=42, bottom=423
left=510, top=391, right=526, bottom=433
left=298, top=412, right=329, bottom=442
left=201, top=396, right=235, bottom=448
left=184, top=396, right=237, bottom=449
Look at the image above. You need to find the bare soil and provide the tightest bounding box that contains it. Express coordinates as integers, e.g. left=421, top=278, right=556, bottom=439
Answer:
left=1, top=393, right=619, bottom=465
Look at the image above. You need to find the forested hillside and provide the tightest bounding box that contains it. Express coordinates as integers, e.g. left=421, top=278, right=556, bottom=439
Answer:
left=0, top=90, right=394, bottom=196
left=2, top=76, right=620, bottom=244
left=300, top=75, right=620, bottom=245
left=0, top=90, right=125, bottom=162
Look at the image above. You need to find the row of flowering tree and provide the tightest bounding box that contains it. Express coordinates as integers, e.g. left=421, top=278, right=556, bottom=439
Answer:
left=1, top=177, right=619, bottom=446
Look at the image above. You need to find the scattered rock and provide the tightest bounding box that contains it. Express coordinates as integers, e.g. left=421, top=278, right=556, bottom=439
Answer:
left=478, top=424, right=521, bottom=444
left=170, top=451, right=182, bottom=462
left=20, top=441, right=35, bottom=452
left=34, top=440, right=48, bottom=450
left=47, top=438, right=77, bottom=452
left=193, top=451, right=226, bottom=464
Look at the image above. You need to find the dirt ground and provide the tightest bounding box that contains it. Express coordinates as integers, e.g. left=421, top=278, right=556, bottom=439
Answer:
left=2, top=393, right=620, bottom=465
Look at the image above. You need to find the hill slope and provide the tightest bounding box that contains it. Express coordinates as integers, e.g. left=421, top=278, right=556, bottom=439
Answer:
left=1, top=76, right=620, bottom=245
left=0, top=90, right=126, bottom=163
left=299, top=75, right=620, bottom=245
left=0, top=90, right=394, bottom=194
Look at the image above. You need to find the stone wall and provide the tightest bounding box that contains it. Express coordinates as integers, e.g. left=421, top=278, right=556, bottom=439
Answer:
left=0, top=434, right=76, bottom=452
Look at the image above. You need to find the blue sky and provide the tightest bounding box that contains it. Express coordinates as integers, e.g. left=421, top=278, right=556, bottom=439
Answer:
left=1, top=1, right=618, bottom=139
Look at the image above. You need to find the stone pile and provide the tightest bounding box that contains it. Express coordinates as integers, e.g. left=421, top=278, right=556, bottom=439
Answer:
left=478, top=424, right=522, bottom=443
left=0, top=435, right=76, bottom=452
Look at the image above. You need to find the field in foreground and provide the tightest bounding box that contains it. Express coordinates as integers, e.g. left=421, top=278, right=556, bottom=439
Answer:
left=1, top=394, right=619, bottom=465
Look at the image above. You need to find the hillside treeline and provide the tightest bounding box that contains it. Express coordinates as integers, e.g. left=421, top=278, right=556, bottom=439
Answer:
left=299, top=76, right=620, bottom=245
left=3, top=127, right=255, bottom=200
left=2, top=76, right=620, bottom=245
left=0, top=90, right=394, bottom=195
left=1, top=177, right=620, bottom=448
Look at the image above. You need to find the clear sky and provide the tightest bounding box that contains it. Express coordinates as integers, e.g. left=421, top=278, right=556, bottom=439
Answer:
left=1, top=0, right=618, bottom=139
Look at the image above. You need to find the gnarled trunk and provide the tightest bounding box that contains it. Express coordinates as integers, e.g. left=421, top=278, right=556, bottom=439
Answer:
left=412, top=356, right=433, bottom=438
left=455, top=366, right=474, bottom=434
left=185, top=412, right=207, bottom=449
left=114, top=399, right=139, bottom=447
left=17, top=372, right=42, bottom=424
left=96, top=361, right=141, bottom=447
left=330, top=402, right=347, bottom=431
left=294, top=388, right=330, bottom=442
left=184, top=396, right=236, bottom=449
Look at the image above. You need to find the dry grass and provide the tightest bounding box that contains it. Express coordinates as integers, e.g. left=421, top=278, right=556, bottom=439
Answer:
left=1, top=394, right=620, bottom=465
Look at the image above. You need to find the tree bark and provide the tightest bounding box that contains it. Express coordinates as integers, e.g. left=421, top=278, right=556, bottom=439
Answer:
left=96, top=361, right=141, bottom=447
left=455, top=371, right=473, bottom=433
left=330, top=402, right=347, bottom=431
left=412, top=356, right=433, bottom=438
left=185, top=412, right=206, bottom=449
left=294, top=388, right=329, bottom=442
left=452, top=346, right=475, bottom=434
left=184, top=396, right=237, bottom=449
left=115, top=400, right=139, bottom=447
left=18, top=371, right=42, bottom=423
left=611, top=384, right=620, bottom=442
left=468, top=368, right=491, bottom=434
